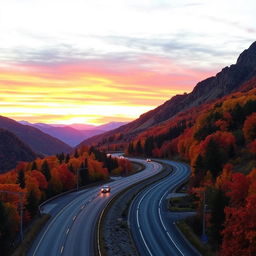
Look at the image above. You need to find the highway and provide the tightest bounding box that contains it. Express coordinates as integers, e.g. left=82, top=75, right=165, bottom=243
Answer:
left=28, top=158, right=163, bottom=256
left=129, top=160, right=200, bottom=256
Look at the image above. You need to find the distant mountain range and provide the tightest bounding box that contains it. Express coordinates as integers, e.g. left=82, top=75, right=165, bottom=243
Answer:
left=18, top=121, right=128, bottom=146
left=0, top=128, right=36, bottom=173
left=0, top=116, right=72, bottom=155
left=0, top=117, right=127, bottom=173
left=79, top=41, right=256, bottom=147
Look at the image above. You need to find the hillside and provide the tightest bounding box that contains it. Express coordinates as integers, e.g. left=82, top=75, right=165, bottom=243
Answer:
left=0, top=129, right=36, bottom=173
left=0, top=116, right=72, bottom=155
left=124, top=76, right=256, bottom=256
left=0, top=145, right=132, bottom=255
left=18, top=121, right=127, bottom=146
left=80, top=41, right=256, bottom=147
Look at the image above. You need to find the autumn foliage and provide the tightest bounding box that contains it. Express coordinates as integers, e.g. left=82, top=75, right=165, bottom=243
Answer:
left=123, top=81, right=256, bottom=254
left=0, top=146, right=131, bottom=255
left=89, top=80, right=256, bottom=254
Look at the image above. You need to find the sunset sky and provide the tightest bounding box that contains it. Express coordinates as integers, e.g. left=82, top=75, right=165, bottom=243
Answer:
left=0, top=0, right=255, bottom=125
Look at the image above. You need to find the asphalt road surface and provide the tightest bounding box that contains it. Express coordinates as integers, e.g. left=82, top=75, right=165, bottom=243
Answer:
left=28, top=158, right=163, bottom=256
left=129, top=160, right=200, bottom=256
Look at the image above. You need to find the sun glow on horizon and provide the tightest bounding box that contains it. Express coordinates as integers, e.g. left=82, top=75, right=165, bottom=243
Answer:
left=0, top=61, right=211, bottom=125
left=0, top=1, right=254, bottom=125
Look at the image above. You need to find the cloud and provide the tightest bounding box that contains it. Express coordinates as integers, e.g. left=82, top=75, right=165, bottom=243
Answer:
left=0, top=55, right=215, bottom=124
left=0, top=0, right=255, bottom=124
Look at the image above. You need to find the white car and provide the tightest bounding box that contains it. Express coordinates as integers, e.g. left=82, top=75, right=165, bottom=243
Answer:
left=101, top=185, right=111, bottom=193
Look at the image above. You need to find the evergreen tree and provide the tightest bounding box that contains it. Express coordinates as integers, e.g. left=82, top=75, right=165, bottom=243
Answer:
left=128, top=143, right=134, bottom=155
left=105, top=155, right=118, bottom=173
left=0, top=202, right=12, bottom=255
left=230, top=103, right=244, bottom=129
left=17, top=170, right=26, bottom=189
left=41, top=160, right=51, bottom=181
left=68, top=163, right=74, bottom=173
left=204, top=139, right=223, bottom=179
left=244, top=99, right=256, bottom=117
left=65, top=153, right=70, bottom=163
left=57, top=152, right=65, bottom=163
left=209, top=189, right=229, bottom=247
left=26, top=190, right=38, bottom=217
left=80, top=159, right=89, bottom=186
left=193, top=154, right=205, bottom=187
left=144, top=136, right=154, bottom=156
left=31, top=161, right=37, bottom=170
left=74, top=148, right=79, bottom=158
left=136, top=140, right=143, bottom=155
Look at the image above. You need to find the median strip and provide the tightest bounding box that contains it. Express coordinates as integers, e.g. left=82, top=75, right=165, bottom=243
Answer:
left=95, top=161, right=172, bottom=256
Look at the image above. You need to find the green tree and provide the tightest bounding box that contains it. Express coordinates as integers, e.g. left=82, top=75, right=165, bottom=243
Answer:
left=204, top=139, right=223, bottom=179
left=31, top=161, right=38, bottom=170
left=144, top=136, right=154, bottom=157
left=65, top=153, right=70, bottom=163
left=230, top=103, right=244, bottom=129
left=68, top=163, right=74, bottom=173
left=136, top=140, right=143, bottom=155
left=74, top=149, right=79, bottom=158
left=80, top=159, right=89, bottom=186
left=209, top=189, right=229, bottom=247
left=57, top=152, right=65, bottom=163
left=128, top=143, right=134, bottom=155
left=193, top=154, right=205, bottom=187
left=26, top=190, right=38, bottom=217
left=41, top=160, right=51, bottom=181
left=0, top=202, right=12, bottom=255
left=17, top=169, right=26, bottom=189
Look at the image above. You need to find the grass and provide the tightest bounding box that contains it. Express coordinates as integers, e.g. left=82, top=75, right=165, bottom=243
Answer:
left=169, top=206, right=195, bottom=212
left=12, top=214, right=51, bottom=256
left=176, top=220, right=216, bottom=256
left=168, top=195, right=196, bottom=212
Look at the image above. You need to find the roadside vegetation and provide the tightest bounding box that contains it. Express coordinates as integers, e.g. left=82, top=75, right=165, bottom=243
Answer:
left=0, top=147, right=132, bottom=256
left=168, top=195, right=196, bottom=212
left=101, top=80, right=256, bottom=255
left=12, top=214, right=50, bottom=256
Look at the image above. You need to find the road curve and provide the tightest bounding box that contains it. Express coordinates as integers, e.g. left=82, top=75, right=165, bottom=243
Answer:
left=129, top=160, right=200, bottom=256
left=28, top=158, right=163, bottom=256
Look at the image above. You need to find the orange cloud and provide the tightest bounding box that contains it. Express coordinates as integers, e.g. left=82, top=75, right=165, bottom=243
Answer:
left=0, top=57, right=216, bottom=125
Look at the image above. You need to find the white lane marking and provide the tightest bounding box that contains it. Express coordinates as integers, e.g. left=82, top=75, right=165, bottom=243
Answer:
left=158, top=204, right=184, bottom=255
left=73, top=215, right=77, bottom=221
left=158, top=207, right=167, bottom=232
left=139, top=228, right=153, bottom=256
left=135, top=161, right=187, bottom=256
left=135, top=181, right=164, bottom=256
left=32, top=199, right=80, bottom=255
left=136, top=209, right=140, bottom=229
left=60, top=246, right=64, bottom=254
left=36, top=159, right=162, bottom=256
left=157, top=162, right=186, bottom=256
left=66, top=228, right=70, bottom=234
left=32, top=190, right=99, bottom=256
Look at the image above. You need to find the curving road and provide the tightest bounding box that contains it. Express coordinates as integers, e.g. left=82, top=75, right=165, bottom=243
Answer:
left=28, top=158, right=163, bottom=256
left=129, top=160, right=200, bottom=256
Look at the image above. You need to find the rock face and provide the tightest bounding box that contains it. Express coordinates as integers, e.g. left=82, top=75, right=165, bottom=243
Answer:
left=0, top=129, right=36, bottom=173
left=0, top=116, right=72, bottom=155
left=80, top=41, right=256, bottom=146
